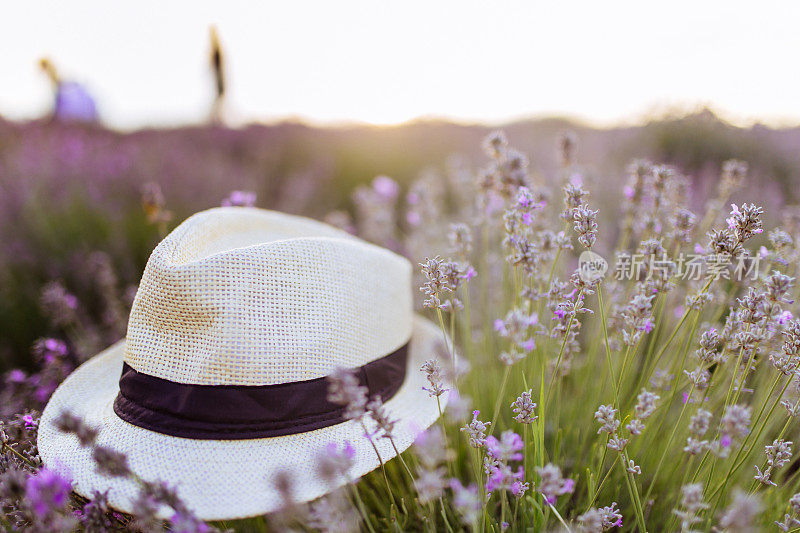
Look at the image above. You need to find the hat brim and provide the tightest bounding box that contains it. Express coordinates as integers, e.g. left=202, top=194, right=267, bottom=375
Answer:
left=38, top=315, right=447, bottom=520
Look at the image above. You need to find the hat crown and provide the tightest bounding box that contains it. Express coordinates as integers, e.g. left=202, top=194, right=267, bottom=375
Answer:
left=124, top=208, right=413, bottom=386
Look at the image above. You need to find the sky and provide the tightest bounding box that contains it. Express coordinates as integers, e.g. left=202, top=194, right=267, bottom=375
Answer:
left=3, top=1, right=800, bottom=130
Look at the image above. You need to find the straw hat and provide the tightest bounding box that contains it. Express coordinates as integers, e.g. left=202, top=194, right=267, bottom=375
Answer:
left=38, top=207, right=448, bottom=520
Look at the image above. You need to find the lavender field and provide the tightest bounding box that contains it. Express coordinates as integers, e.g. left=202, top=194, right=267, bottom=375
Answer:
left=5, top=112, right=800, bottom=531
left=2, top=111, right=798, bottom=371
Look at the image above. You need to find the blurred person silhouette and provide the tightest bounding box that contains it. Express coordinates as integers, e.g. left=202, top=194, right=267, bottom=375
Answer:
left=209, top=26, right=226, bottom=123
left=39, top=58, right=98, bottom=123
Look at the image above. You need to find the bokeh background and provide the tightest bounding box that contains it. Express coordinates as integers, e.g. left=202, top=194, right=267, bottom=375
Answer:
left=2, top=1, right=800, bottom=372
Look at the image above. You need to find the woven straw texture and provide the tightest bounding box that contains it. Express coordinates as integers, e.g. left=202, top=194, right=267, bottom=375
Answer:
left=37, top=207, right=446, bottom=519
left=126, top=207, right=412, bottom=385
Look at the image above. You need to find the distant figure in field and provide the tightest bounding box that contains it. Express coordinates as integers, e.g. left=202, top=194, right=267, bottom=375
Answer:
left=39, top=58, right=98, bottom=123
left=209, top=26, right=226, bottom=124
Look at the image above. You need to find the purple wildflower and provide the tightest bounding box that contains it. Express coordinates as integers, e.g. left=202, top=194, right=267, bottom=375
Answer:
left=461, top=410, right=491, bottom=448
left=316, top=442, right=356, bottom=483
left=484, top=460, right=526, bottom=495
left=221, top=190, right=256, bottom=207
left=449, top=479, right=481, bottom=524
left=170, top=511, right=210, bottom=533
left=536, top=463, right=574, bottom=504
left=420, top=359, right=448, bottom=397
left=623, top=185, right=635, bottom=199
left=327, top=367, right=368, bottom=420
left=25, top=468, right=73, bottom=516
left=7, top=369, right=27, bottom=383
left=372, top=175, right=400, bottom=200
left=462, top=266, right=477, bottom=282
left=485, top=430, right=524, bottom=462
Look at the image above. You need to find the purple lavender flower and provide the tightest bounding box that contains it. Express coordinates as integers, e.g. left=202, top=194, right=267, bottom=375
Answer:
left=419, top=256, right=466, bottom=310
left=462, top=266, right=477, bottom=282
left=7, top=369, right=27, bottom=384
left=413, top=426, right=450, bottom=503
left=510, top=389, right=538, bottom=424
left=43, top=339, right=68, bottom=357
left=594, top=404, right=620, bottom=434
left=599, top=502, right=623, bottom=530
left=316, top=441, right=356, bottom=483
left=54, top=411, right=99, bottom=447
left=372, top=175, right=400, bottom=200
left=414, top=425, right=451, bottom=469
left=725, top=203, right=764, bottom=243
left=485, top=430, right=524, bottom=462
left=448, top=223, right=473, bottom=258
left=92, top=446, right=132, bottom=478
left=40, top=281, right=79, bottom=326
left=535, top=463, right=574, bottom=504
left=327, top=367, right=368, bottom=420
left=721, top=404, right=751, bottom=439
left=420, top=359, right=448, bottom=397
left=25, top=468, right=73, bottom=516
left=221, top=190, right=256, bottom=207
left=779, top=310, right=794, bottom=325
left=22, top=414, right=37, bottom=429
left=719, top=490, right=762, bottom=531
left=484, top=459, right=526, bottom=495
left=366, top=395, right=397, bottom=440
left=449, top=479, right=481, bottom=524
left=170, top=511, right=211, bottom=533
left=573, top=205, right=599, bottom=248
left=461, top=410, right=491, bottom=448
left=754, top=439, right=793, bottom=486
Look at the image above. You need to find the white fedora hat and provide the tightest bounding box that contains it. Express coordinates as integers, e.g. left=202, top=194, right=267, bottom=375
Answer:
left=37, top=207, right=447, bottom=520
